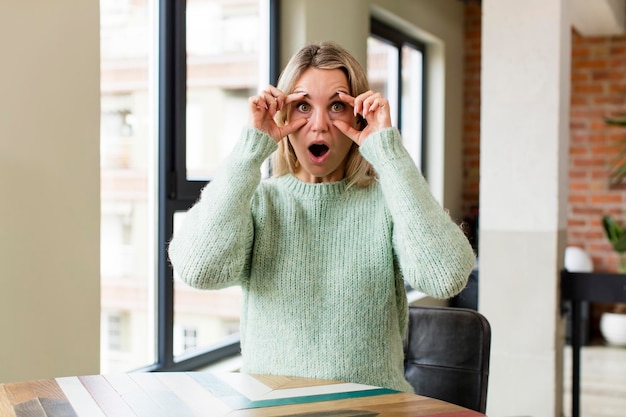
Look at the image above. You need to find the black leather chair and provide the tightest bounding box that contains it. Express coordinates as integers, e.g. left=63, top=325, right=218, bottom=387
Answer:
left=403, top=306, right=491, bottom=413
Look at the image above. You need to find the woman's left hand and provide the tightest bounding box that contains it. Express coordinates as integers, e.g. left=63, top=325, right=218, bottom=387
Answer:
left=333, top=91, right=392, bottom=146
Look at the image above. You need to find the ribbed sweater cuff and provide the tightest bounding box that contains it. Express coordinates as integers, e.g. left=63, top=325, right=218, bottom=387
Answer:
left=358, top=127, right=408, bottom=166
left=231, top=127, right=278, bottom=164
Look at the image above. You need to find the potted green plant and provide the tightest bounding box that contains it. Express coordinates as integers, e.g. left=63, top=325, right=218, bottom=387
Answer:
left=599, top=214, right=626, bottom=345
left=602, top=215, right=626, bottom=273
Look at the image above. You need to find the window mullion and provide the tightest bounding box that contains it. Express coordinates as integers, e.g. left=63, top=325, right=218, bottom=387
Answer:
left=157, top=0, right=178, bottom=371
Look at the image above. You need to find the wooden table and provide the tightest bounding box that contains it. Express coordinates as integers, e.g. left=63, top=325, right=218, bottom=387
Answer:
left=0, top=372, right=486, bottom=416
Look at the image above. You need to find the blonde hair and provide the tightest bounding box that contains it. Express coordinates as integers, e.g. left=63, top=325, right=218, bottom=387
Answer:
left=271, top=41, right=377, bottom=188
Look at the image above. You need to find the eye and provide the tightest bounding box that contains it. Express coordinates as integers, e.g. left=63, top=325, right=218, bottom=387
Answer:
left=296, top=102, right=311, bottom=112
left=330, top=102, right=345, bottom=113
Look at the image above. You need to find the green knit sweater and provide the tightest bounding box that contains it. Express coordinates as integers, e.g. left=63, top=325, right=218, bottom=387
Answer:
left=168, top=127, right=475, bottom=393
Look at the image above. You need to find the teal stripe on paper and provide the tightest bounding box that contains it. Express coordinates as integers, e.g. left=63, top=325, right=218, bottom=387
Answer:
left=187, top=372, right=398, bottom=410
left=187, top=372, right=253, bottom=408
left=244, top=388, right=398, bottom=409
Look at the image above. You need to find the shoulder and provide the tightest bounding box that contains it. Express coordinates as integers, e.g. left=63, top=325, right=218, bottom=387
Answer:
left=250, top=176, right=288, bottom=211
left=255, top=175, right=285, bottom=196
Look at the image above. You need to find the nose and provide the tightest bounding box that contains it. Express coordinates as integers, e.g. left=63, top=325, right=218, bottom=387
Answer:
left=309, top=108, right=330, bottom=132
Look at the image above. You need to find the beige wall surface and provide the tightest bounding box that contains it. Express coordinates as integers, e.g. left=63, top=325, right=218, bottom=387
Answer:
left=0, top=1, right=100, bottom=382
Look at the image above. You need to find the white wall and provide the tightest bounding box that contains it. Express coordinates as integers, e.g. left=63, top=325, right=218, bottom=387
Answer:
left=480, top=1, right=570, bottom=415
left=0, top=0, right=100, bottom=382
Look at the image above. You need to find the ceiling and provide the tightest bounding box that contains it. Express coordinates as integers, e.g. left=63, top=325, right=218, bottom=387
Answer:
left=571, top=0, right=625, bottom=36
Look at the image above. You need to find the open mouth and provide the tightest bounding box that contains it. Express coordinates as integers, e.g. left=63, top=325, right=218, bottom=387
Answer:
left=309, top=144, right=329, bottom=158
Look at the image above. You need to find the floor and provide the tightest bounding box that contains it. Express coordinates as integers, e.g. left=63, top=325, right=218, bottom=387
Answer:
left=563, top=343, right=626, bottom=417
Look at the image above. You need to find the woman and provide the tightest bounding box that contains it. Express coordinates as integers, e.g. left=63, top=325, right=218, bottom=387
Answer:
left=168, top=41, right=475, bottom=393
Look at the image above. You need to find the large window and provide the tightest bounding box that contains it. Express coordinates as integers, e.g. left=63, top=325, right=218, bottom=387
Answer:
left=100, top=0, right=156, bottom=373
left=368, top=18, right=426, bottom=172
left=100, top=0, right=279, bottom=373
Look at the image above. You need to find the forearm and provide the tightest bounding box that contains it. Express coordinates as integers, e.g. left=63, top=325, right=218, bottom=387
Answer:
left=360, top=128, right=475, bottom=298
left=168, top=128, right=277, bottom=289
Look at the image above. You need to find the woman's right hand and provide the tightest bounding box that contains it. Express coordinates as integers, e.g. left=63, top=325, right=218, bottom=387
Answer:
left=248, top=85, right=307, bottom=143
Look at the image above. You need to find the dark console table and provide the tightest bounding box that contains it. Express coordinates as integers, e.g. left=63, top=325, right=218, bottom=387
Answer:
left=560, top=270, right=626, bottom=417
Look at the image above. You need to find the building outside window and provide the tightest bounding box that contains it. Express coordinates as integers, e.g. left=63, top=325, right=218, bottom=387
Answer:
left=100, top=0, right=270, bottom=373
left=100, top=0, right=156, bottom=373
left=106, top=314, right=123, bottom=351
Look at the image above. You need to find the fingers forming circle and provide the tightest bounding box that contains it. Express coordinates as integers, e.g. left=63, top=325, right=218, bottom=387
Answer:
left=261, top=91, right=278, bottom=114
left=250, top=93, right=269, bottom=108
left=265, top=86, right=288, bottom=110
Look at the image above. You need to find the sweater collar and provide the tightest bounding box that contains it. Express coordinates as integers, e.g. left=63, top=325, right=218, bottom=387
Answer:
left=276, top=174, right=349, bottom=200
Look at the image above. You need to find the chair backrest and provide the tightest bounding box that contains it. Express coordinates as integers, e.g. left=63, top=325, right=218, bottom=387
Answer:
left=403, top=306, right=491, bottom=413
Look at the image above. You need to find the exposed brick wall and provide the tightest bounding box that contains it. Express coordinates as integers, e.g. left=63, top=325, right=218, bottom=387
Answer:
left=569, top=30, right=626, bottom=272
left=462, top=5, right=626, bottom=273
left=462, top=3, right=481, bottom=219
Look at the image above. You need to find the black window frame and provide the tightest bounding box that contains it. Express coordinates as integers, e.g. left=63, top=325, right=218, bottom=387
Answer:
left=148, top=0, right=281, bottom=372
left=370, top=17, right=428, bottom=174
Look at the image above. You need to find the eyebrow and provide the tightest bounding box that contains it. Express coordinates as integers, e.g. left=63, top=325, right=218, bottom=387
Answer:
left=292, top=90, right=348, bottom=100
left=329, top=91, right=342, bottom=100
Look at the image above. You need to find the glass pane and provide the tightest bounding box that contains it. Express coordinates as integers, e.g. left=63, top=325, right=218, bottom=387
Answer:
left=366, top=37, right=399, bottom=127
left=186, top=0, right=264, bottom=181
left=174, top=0, right=266, bottom=358
left=401, top=45, right=424, bottom=169
left=100, top=0, right=156, bottom=373
left=173, top=212, right=242, bottom=358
